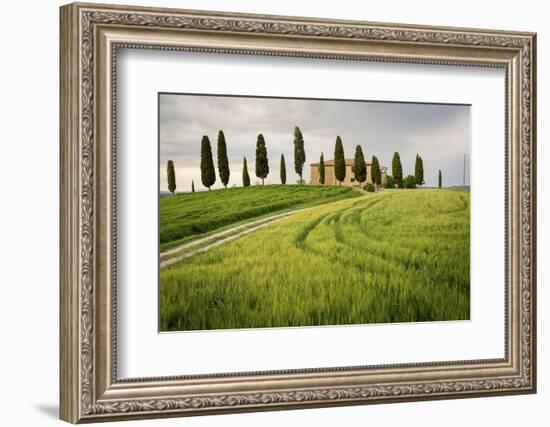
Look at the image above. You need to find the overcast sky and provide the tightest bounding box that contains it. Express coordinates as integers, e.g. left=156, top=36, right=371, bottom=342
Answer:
left=159, top=93, right=470, bottom=192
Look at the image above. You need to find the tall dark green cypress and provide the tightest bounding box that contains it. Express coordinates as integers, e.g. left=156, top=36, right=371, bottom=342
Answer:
left=415, top=154, right=424, bottom=186
left=200, top=135, right=216, bottom=190
left=438, top=169, right=442, bottom=188
left=371, top=155, right=381, bottom=188
left=392, top=152, right=403, bottom=188
left=334, top=136, right=346, bottom=185
left=353, top=145, right=367, bottom=186
left=280, top=154, right=286, bottom=184
left=319, top=153, right=325, bottom=185
left=293, top=126, right=306, bottom=183
left=217, top=130, right=230, bottom=188
left=191, top=180, right=195, bottom=193
left=242, top=157, right=250, bottom=187
left=255, top=133, right=269, bottom=185
left=166, top=160, right=176, bottom=195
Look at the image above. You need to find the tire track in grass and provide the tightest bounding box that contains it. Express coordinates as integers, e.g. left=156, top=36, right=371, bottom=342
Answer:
left=350, top=192, right=468, bottom=275
left=163, top=193, right=379, bottom=267
left=293, top=212, right=332, bottom=249
left=354, top=195, right=432, bottom=270
left=295, top=196, right=382, bottom=268
left=293, top=195, right=373, bottom=250
left=295, top=196, right=376, bottom=254
left=299, top=194, right=417, bottom=277
left=161, top=210, right=300, bottom=258
left=160, top=190, right=470, bottom=330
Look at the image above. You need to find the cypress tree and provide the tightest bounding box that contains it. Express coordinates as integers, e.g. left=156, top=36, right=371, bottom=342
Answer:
left=243, top=157, right=250, bottom=187
left=353, top=145, right=367, bottom=186
left=392, top=152, right=403, bottom=188
left=371, top=155, right=381, bottom=189
left=280, top=154, right=286, bottom=184
left=334, top=136, right=346, bottom=185
left=191, top=180, right=195, bottom=193
left=255, top=133, right=269, bottom=185
left=166, top=160, right=176, bottom=195
left=217, top=130, right=230, bottom=188
left=200, top=135, right=216, bottom=190
left=438, top=169, right=442, bottom=188
left=293, top=126, right=306, bottom=183
left=319, top=153, right=325, bottom=185
left=415, top=154, right=424, bottom=186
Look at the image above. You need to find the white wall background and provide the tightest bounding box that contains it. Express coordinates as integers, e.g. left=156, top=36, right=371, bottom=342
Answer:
left=0, top=1, right=545, bottom=426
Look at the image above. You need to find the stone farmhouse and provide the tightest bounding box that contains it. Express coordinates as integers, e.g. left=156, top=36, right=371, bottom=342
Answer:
left=310, top=159, right=388, bottom=186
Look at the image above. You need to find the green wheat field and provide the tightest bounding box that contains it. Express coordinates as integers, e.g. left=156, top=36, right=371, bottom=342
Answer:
left=159, top=188, right=470, bottom=331
left=160, top=185, right=359, bottom=250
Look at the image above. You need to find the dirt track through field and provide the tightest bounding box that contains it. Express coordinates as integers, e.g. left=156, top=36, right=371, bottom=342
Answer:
left=160, top=209, right=305, bottom=268
left=160, top=189, right=370, bottom=269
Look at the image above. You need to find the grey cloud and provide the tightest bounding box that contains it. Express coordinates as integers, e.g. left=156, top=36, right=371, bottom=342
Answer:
left=159, top=94, right=470, bottom=191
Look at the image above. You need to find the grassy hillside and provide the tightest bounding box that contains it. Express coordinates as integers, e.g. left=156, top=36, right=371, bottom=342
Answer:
left=160, top=185, right=359, bottom=249
left=160, top=189, right=470, bottom=331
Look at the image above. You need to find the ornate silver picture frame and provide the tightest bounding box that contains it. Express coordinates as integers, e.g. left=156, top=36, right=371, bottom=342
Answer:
left=60, top=2, right=536, bottom=423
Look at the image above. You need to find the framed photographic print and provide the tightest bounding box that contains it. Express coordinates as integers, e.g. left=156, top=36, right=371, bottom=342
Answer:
left=60, top=2, right=537, bottom=423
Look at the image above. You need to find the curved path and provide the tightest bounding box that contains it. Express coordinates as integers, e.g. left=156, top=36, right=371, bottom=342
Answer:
left=160, top=188, right=372, bottom=269
left=160, top=208, right=309, bottom=268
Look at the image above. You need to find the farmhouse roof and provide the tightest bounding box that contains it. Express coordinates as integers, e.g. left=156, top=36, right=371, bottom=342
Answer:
left=310, top=159, right=387, bottom=170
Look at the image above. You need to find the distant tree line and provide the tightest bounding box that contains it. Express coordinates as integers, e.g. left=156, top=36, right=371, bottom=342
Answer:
left=387, top=152, right=425, bottom=189
left=385, top=153, right=445, bottom=190
left=314, top=135, right=427, bottom=192
left=165, top=125, right=445, bottom=193
left=165, top=126, right=307, bottom=192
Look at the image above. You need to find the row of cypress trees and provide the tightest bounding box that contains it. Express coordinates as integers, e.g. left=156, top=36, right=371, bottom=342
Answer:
left=316, top=136, right=386, bottom=188
left=200, top=131, right=230, bottom=191
left=392, top=153, right=442, bottom=188
left=209, top=126, right=306, bottom=190
left=167, top=127, right=308, bottom=193
left=200, top=131, right=273, bottom=190
left=330, top=142, right=435, bottom=189
left=166, top=130, right=231, bottom=194
left=242, top=127, right=306, bottom=187
left=389, top=152, right=426, bottom=188
left=166, top=127, right=438, bottom=193
left=314, top=137, right=429, bottom=189
left=391, top=152, right=425, bottom=188
left=311, top=136, right=385, bottom=189
left=390, top=153, right=442, bottom=189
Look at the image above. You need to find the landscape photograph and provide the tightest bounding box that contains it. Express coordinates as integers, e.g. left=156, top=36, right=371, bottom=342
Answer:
left=158, top=93, right=471, bottom=332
